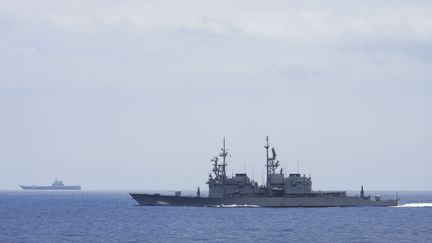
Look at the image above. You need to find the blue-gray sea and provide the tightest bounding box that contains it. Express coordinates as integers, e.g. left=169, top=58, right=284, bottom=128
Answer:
left=0, top=191, right=431, bottom=242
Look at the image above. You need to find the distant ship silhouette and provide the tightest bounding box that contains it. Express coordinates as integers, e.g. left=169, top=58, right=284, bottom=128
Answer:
left=20, top=179, right=81, bottom=190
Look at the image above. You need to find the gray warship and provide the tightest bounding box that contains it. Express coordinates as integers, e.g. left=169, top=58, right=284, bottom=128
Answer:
left=20, top=179, right=81, bottom=190
left=130, top=137, right=399, bottom=207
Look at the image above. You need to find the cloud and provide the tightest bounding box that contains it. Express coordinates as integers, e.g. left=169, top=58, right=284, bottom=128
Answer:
left=47, top=15, right=98, bottom=33
left=0, top=0, right=431, bottom=190
left=3, top=0, right=432, bottom=43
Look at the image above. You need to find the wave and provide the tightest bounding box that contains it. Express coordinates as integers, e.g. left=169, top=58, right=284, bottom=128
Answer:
left=397, top=203, right=432, bottom=208
left=211, top=204, right=260, bottom=208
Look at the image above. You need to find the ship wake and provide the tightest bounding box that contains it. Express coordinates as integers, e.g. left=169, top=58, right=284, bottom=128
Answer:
left=211, top=204, right=260, bottom=208
left=396, top=203, right=432, bottom=208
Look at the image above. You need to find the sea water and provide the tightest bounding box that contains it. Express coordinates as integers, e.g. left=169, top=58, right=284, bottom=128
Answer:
left=0, top=191, right=431, bottom=242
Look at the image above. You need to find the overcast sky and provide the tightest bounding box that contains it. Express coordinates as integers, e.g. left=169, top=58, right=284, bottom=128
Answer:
left=1, top=0, right=431, bottom=191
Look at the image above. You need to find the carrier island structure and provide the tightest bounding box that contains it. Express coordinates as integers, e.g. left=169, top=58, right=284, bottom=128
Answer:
left=130, top=137, right=399, bottom=207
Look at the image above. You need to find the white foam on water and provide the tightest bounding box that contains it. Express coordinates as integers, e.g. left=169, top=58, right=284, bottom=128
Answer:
left=212, top=204, right=260, bottom=208
left=396, top=203, right=432, bottom=208
left=155, top=200, right=170, bottom=205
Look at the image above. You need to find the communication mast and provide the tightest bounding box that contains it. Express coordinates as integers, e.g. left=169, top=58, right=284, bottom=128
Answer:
left=211, top=137, right=229, bottom=183
left=219, top=137, right=228, bottom=180
left=265, top=136, right=280, bottom=186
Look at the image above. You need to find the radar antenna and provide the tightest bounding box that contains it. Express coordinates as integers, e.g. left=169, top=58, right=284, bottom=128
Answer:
left=210, top=138, right=229, bottom=183
left=219, top=137, right=228, bottom=180
left=265, top=136, right=280, bottom=186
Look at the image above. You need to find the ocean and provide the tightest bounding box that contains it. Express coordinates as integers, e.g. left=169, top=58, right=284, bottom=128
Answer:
left=0, top=191, right=431, bottom=242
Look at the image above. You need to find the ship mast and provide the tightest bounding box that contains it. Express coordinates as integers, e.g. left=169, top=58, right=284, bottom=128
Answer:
left=219, top=137, right=228, bottom=181
left=265, top=136, right=270, bottom=186
left=265, top=136, right=279, bottom=187
left=211, top=138, right=229, bottom=183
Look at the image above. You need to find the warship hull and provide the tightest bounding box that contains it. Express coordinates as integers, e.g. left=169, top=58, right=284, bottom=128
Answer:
left=20, top=185, right=81, bottom=190
left=130, top=193, right=398, bottom=207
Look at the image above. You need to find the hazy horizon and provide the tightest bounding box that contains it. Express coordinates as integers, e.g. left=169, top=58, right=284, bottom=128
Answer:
left=1, top=0, right=431, bottom=191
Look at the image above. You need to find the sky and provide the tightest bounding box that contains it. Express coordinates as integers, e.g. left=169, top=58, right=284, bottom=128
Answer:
left=1, top=0, right=431, bottom=191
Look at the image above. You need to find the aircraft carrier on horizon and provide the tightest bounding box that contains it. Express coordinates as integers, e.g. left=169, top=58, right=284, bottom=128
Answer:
left=20, top=179, right=81, bottom=190
left=130, top=137, right=399, bottom=207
